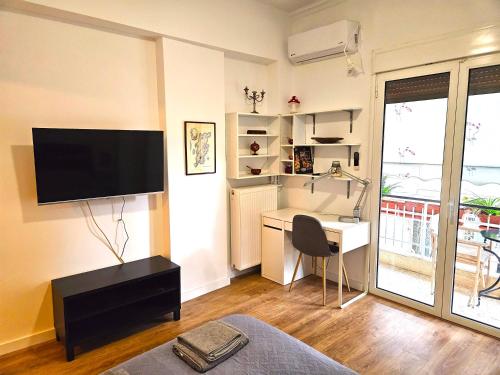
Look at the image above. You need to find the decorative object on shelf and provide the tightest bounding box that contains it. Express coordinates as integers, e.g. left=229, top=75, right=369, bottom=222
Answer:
left=247, top=130, right=267, bottom=135
left=310, top=137, right=344, bottom=144
left=294, top=146, right=313, bottom=174
left=288, top=137, right=293, bottom=144
left=288, top=96, right=301, bottom=113
left=304, top=161, right=370, bottom=223
left=353, top=152, right=360, bottom=170
left=247, top=165, right=262, bottom=175
left=250, top=141, right=260, bottom=155
left=244, top=86, right=266, bottom=114
left=184, top=121, right=216, bottom=175
left=288, top=151, right=293, bottom=160
left=284, top=164, right=293, bottom=174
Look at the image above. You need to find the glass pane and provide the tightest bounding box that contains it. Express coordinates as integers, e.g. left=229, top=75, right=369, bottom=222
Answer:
left=377, top=73, right=450, bottom=305
left=451, top=64, right=500, bottom=328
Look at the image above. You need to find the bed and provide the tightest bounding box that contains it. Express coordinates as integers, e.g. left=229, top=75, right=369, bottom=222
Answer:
left=101, top=314, right=358, bottom=375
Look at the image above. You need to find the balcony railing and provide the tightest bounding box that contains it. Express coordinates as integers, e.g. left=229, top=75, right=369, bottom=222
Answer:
left=380, top=194, right=500, bottom=260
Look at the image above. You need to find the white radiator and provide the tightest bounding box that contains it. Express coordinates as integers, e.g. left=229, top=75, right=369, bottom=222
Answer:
left=230, top=184, right=278, bottom=270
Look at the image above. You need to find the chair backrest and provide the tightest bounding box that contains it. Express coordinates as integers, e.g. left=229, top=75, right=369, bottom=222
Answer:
left=292, top=215, right=331, bottom=257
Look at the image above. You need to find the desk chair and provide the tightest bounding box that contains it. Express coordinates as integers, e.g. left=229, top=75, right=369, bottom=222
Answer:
left=289, top=215, right=350, bottom=306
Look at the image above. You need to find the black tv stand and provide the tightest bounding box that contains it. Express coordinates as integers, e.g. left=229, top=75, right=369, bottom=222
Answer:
left=51, top=256, right=180, bottom=361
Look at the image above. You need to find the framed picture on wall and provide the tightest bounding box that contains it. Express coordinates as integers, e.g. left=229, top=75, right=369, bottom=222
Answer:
left=184, top=121, right=216, bottom=175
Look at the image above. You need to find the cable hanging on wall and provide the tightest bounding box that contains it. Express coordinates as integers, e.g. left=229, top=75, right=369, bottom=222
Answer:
left=344, top=23, right=363, bottom=75
left=81, top=197, right=130, bottom=264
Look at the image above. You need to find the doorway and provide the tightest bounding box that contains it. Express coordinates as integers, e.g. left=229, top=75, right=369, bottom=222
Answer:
left=371, top=54, right=500, bottom=337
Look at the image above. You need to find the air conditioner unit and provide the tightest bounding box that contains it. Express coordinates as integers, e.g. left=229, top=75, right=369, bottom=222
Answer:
left=288, top=20, right=359, bottom=64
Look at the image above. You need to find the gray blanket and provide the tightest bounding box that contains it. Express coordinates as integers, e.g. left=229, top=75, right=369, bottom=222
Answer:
left=102, top=314, right=358, bottom=375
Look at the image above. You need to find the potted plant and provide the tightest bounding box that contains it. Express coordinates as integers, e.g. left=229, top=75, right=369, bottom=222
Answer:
left=462, top=195, right=500, bottom=225
left=381, top=175, right=400, bottom=196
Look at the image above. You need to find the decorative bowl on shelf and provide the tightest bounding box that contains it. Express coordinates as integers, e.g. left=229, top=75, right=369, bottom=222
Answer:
left=310, top=137, right=344, bottom=144
left=247, top=166, right=262, bottom=175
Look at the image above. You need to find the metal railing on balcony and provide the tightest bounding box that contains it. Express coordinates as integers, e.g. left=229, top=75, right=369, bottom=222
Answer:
left=380, top=194, right=500, bottom=260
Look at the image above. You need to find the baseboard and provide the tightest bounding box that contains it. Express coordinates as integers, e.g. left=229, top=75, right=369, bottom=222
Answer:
left=0, top=277, right=230, bottom=356
left=181, top=276, right=230, bottom=303
left=0, top=328, right=55, bottom=357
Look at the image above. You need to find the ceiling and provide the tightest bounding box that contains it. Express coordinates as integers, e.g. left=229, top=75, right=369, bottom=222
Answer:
left=257, top=0, right=323, bottom=13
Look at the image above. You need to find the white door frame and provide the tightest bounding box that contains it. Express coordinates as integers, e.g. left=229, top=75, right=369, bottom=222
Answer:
left=369, top=60, right=460, bottom=317
left=441, top=53, right=500, bottom=338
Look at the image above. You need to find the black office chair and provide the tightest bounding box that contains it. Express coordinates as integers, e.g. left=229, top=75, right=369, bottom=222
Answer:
left=289, top=215, right=350, bottom=306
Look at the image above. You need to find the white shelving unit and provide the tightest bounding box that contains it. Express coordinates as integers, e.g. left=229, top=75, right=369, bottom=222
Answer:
left=226, top=113, right=280, bottom=179
left=279, top=108, right=361, bottom=177
left=227, top=108, right=362, bottom=182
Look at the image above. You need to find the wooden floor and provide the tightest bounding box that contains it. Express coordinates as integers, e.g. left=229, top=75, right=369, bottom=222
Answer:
left=1, top=273, right=499, bottom=374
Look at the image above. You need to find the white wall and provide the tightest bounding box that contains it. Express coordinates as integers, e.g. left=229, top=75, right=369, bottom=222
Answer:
left=18, top=0, right=289, bottom=61
left=158, top=38, right=229, bottom=301
left=0, top=10, right=162, bottom=354
left=225, top=57, right=270, bottom=114
left=287, top=0, right=500, bottom=286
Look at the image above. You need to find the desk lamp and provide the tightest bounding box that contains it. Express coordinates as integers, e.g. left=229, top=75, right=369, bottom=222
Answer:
left=304, top=161, right=370, bottom=223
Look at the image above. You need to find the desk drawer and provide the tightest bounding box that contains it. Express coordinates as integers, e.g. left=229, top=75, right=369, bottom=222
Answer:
left=262, top=217, right=283, bottom=230
left=326, top=230, right=341, bottom=244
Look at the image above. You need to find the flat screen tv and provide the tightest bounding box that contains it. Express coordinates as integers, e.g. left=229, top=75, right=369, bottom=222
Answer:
left=32, top=128, right=164, bottom=204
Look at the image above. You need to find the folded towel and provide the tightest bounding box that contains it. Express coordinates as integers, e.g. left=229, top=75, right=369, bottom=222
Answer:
left=177, top=320, right=248, bottom=362
left=173, top=338, right=247, bottom=373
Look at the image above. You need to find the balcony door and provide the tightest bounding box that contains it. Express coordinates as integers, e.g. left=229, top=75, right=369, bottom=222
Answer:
left=370, top=55, right=500, bottom=337
left=442, top=54, right=500, bottom=336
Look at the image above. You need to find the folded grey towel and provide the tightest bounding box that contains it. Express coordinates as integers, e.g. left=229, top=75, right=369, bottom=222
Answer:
left=173, top=338, right=248, bottom=373
left=177, top=320, right=248, bottom=362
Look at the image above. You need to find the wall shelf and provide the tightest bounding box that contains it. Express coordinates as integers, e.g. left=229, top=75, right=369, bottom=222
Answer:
left=293, top=143, right=361, bottom=147
left=226, top=112, right=280, bottom=179
left=280, top=107, right=361, bottom=116
left=280, top=173, right=354, bottom=196
left=280, top=108, right=361, bottom=134
left=227, top=108, right=362, bottom=180
left=238, top=154, right=279, bottom=159
left=280, top=173, right=352, bottom=181
left=238, top=173, right=275, bottom=179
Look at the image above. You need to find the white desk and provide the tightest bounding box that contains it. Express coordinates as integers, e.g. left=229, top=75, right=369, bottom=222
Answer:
left=261, top=208, right=370, bottom=308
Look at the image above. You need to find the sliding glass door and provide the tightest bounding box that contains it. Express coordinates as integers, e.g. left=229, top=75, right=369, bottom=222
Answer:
left=371, top=54, right=500, bottom=337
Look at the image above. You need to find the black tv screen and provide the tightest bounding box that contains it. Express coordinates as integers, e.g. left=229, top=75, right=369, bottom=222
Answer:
left=32, top=128, right=164, bottom=204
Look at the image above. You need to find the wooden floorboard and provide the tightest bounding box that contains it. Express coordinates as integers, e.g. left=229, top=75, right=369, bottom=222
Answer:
left=0, top=273, right=498, bottom=374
